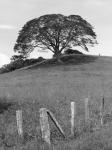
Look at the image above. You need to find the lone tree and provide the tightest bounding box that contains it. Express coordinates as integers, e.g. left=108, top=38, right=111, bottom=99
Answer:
left=14, top=14, right=97, bottom=62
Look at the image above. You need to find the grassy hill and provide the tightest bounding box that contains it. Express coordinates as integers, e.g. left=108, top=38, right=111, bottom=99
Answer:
left=0, top=55, right=112, bottom=149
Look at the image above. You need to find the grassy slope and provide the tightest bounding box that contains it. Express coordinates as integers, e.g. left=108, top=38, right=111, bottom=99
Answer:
left=0, top=55, right=112, bottom=149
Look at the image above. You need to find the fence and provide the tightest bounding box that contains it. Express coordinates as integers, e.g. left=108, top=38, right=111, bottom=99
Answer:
left=0, top=96, right=111, bottom=148
left=14, top=96, right=108, bottom=145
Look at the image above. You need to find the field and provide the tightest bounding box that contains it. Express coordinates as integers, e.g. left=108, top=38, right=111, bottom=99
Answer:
left=0, top=55, right=112, bottom=149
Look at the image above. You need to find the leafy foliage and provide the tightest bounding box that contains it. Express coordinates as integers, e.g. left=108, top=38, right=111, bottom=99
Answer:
left=64, top=49, right=83, bottom=55
left=14, top=14, right=97, bottom=60
left=0, top=57, right=45, bottom=73
left=10, top=54, right=26, bottom=62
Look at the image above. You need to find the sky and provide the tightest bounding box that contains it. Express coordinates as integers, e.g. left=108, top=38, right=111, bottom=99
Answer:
left=0, top=0, right=112, bottom=66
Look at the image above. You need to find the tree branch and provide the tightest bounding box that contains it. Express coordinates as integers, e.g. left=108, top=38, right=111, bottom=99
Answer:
left=59, top=27, right=74, bottom=52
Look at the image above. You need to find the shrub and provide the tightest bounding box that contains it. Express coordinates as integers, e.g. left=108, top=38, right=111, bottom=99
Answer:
left=0, top=57, right=45, bottom=73
left=64, top=49, right=83, bottom=55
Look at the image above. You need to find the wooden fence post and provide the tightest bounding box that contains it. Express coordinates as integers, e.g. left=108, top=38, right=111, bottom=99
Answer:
left=71, top=101, right=76, bottom=136
left=100, top=97, right=104, bottom=126
left=16, top=110, right=23, bottom=138
left=39, top=108, right=51, bottom=145
left=47, top=109, right=65, bottom=138
left=85, top=98, right=89, bottom=122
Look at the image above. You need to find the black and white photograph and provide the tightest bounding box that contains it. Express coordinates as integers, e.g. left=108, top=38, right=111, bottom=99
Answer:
left=0, top=0, right=112, bottom=149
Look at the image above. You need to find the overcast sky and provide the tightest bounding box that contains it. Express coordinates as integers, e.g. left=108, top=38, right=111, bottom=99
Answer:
left=0, top=0, right=112, bottom=66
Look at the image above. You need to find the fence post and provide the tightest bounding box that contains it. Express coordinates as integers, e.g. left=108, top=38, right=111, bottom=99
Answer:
left=39, top=108, right=51, bottom=145
left=47, top=109, right=65, bottom=138
left=71, top=101, right=76, bottom=137
left=16, top=110, right=23, bottom=138
left=85, top=98, right=89, bottom=122
left=100, top=97, right=104, bottom=126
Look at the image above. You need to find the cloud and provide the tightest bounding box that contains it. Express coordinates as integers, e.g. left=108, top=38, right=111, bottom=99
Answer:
left=0, top=25, right=15, bottom=30
left=0, top=53, right=10, bottom=67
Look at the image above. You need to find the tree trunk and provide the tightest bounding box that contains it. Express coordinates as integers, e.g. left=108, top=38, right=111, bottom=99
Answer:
left=54, top=50, right=63, bottom=63
left=56, top=56, right=63, bottom=63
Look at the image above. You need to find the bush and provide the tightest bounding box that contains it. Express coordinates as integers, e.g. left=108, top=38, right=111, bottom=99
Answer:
left=0, top=57, right=45, bottom=74
left=64, top=49, right=83, bottom=55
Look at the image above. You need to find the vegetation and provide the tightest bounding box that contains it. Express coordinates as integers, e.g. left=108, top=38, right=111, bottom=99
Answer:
left=10, top=54, right=26, bottom=62
left=0, top=14, right=97, bottom=73
left=64, top=49, right=83, bottom=55
left=14, top=14, right=97, bottom=62
left=0, top=56, right=112, bottom=149
left=0, top=54, right=97, bottom=73
left=0, top=56, right=45, bottom=73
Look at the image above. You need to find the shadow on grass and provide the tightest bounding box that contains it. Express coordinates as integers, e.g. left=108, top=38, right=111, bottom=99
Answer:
left=0, top=97, right=18, bottom=114
left=61, top=54, right=98, bottom=64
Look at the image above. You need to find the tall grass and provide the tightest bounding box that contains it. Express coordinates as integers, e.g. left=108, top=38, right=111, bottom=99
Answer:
left=0, top=56, right=112, bottom=149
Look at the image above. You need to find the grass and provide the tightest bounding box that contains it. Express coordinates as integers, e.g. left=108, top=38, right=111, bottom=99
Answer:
left=0, top=55, right=112, bottom=149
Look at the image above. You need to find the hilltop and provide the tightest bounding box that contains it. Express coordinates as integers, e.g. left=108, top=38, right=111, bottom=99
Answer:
left=0, top=54, right=112, bottom=105
left=0, top=55, right=112, bottom=149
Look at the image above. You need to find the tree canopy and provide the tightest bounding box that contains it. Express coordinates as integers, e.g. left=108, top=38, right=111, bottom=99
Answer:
left=14, top=14, right=97, bottom=61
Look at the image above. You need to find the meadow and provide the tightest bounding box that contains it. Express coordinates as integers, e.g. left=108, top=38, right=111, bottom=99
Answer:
left=0, top=55, right=112, bottom=149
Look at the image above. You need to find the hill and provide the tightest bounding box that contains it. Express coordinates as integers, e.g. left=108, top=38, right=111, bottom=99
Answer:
left=0, top=55, right=112, bottom=149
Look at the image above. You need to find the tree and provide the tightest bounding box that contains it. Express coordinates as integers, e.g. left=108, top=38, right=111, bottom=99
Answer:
left=14, top=14, right=97, bottom=62
left=10, top=54, right=26, bottom=62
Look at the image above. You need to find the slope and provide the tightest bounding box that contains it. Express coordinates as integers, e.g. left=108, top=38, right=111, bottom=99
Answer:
left=0, top=55, right=112, bottom=149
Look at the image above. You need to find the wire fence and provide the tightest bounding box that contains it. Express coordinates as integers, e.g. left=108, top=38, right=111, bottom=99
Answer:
left=0, top=96, right=112, bottom=149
